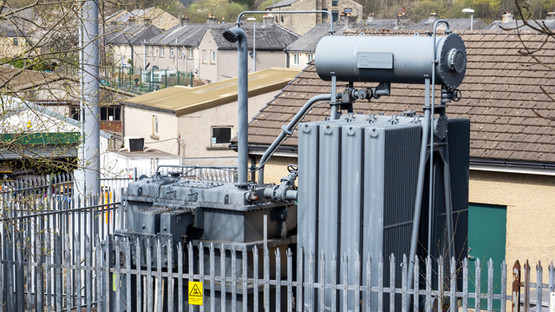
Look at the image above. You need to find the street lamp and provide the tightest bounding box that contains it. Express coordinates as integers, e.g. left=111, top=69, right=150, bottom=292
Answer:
left=462, top=8, right=475, bottom=30
left=247, top=17, right=256, bottom=72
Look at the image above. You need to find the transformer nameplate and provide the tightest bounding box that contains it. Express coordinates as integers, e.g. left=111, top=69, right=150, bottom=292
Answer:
left=357, top=52, right=393, bottom=69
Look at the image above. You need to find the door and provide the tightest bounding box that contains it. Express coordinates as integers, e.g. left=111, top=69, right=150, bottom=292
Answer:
left=468, top=203, right=507, bottom=311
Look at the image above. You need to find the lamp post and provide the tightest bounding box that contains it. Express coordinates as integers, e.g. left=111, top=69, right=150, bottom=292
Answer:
left=247, top=17, right=256, bottom=72
left=462, top=8, right=475, bottom=30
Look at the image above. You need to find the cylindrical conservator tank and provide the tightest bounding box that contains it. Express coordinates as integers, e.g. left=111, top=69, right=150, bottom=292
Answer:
left=315, top=33, right=467, bottom=89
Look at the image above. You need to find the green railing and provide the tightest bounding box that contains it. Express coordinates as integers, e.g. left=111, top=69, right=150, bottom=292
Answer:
left=103, top=66, right=194, bottom=94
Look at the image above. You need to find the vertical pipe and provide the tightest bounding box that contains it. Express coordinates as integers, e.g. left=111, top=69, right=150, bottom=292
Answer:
left=330, top=73, right=337, bottom=120
left=81, top=0, right=100, bottom=197
left=223, top=26, right=249, bottom=185
left=407, top=78, right=431, bottom=292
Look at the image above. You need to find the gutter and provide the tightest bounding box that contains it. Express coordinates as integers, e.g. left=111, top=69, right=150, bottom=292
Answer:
left=469, top=158, right=555, bottom=176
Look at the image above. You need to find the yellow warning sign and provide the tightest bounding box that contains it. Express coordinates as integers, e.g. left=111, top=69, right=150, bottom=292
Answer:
left=188, top=281, right=203, bottom=305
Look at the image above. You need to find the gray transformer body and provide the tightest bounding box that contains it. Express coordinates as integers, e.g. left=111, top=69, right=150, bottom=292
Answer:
left=116, top=176, right=297, bottom=310
left=298, top=114, right=470, bottom=311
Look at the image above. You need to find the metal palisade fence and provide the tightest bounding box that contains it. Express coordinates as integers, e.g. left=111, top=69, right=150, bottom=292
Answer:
left=2, top=230, right=555, bottom=311
left=1, top=171, right=554, bottom=311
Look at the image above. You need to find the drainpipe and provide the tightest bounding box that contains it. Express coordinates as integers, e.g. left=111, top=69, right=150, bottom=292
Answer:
left=223, top=26, right=249, bottom=186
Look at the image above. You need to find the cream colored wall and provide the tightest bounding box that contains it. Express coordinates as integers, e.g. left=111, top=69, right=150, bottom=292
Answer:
left=469, top=171, right=555, bottom=270
left=177, top=91, right=278, bottom=161
left=198, top=31, right=219, bottom=83
left=0, top=36, right=30, bottom=58
left=123, top=106, right=180, bottom=155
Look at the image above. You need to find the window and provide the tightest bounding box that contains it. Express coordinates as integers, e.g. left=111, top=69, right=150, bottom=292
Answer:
left=307, top=53, right=314, bottom=62
left=13, top=38, right=18, bottom=46
left=332, top=0, right=338, bottom=6
left=211, top=126, right=232, bottom=146
left=292, top=53, right=300, bottom=66
left=148, top=46, right=152, bottom=56
left=202, top=49, right=207, bottom=63
left=152, top=115, right=159, bottom=139
left=332, top=10, right=339, bottom=22
left=100, top=106, right=121, bottom=121
left=210, top=50, right=216, bottom=64
left=170, top=47, right=175, bottom=58
left=159, top=46, right=165, bottom=57
left=188, top=48, right=193, bottom=59
left=344, top=8, right=352, bottom=16
left=322, top=9, right=328, bottom=19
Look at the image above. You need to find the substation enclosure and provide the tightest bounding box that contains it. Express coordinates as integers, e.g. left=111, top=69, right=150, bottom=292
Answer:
left=113, top=21, right=470, bottom=312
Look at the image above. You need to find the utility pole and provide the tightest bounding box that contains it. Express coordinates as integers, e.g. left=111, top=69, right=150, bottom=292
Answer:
left=79, top=0, right=100, bottom=198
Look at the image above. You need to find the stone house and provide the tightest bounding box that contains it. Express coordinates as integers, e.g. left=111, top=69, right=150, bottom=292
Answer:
left=265, top=0, right=363, bottom=35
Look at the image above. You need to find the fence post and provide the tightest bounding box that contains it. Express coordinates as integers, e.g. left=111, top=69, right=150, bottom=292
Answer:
left=524, top=260, right=530, bottom=312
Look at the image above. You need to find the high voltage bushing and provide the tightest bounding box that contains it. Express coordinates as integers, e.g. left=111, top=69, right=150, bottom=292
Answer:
left=315, top=33, right=467, bottom=89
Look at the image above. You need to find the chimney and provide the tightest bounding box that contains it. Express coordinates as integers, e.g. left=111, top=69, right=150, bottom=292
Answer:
left=367, top=13, right=375, bottom=22
left=428, top=12, right=438, bottom=22
left=263, top=14, right=275, bottom=25
left=547, top=12, right=555, bottom=20
left=207, top=15, right=217, bottom=25
left=180, top=15, right=189, bottom=26
left=502, top=12, right=514, bottom=23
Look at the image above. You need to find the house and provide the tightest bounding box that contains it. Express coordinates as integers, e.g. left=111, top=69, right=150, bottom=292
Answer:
left=488, top=12, right=555, bottom=31
left=0, top=96, right=111, bottom=176
left=105, top=23, right=163, bottom=70
left=0, top=8, right=39, bottom=59
left=265, top=0, right=363, bottom=35
left=105, top=7, right=179, bottom=30
left=121, top=67, right=301, bottom=165
left=244, top=31, right=555, bottom=276
left=143, top=23, right=214, bottom=79
left=197, top=23, right=299, bottom=82
left=0, top=66, right=134, bottom=134
left=285, top=23, right=346, bottom=69
left=411, top=13, right=489, bottom=31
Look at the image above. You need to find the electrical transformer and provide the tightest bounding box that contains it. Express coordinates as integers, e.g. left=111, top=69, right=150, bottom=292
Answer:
left=110, top=18, right=470, bottom=312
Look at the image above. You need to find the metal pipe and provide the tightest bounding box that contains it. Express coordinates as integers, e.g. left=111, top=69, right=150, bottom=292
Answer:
left=407, top=78, right=432, bottom=291
left=223, top=26, right=249, bottom=185
left=330, top=74, right=338, bottom=120
left=428, top=19, right=451, bottom=255
left=257, top=94, right=333, bottom=184
left=443, top=151, right=455, bottom=261
left=236, top=11, right=334, bottom=34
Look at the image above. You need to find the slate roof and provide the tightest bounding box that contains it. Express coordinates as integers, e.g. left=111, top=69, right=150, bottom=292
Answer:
left=488, top=19, right=555, bottom=31
left=211, top=24, right=299, bottom=50
left=266, top=0, right=299, bottom=9
left=410, top=18, right=489, bottom=31
left=106, top=24, right=163, bottom=45
left=247, top=31, right=555, bottom=167
left=146, top=23, right=231, bottom=47
left=286, top=24, right=346, bottom=52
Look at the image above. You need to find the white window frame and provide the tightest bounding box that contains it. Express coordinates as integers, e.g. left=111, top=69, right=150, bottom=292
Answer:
left=159, top=46, right=165, bottom=57
left=293, top=53, right=300, bottom=66
left=202, top=49, right=207, bottom=63
left=152, top=115, right=159, bottom=139
left=210, top=50, right=216, bottom=64
left=188, top=48, right=193, bottom=59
